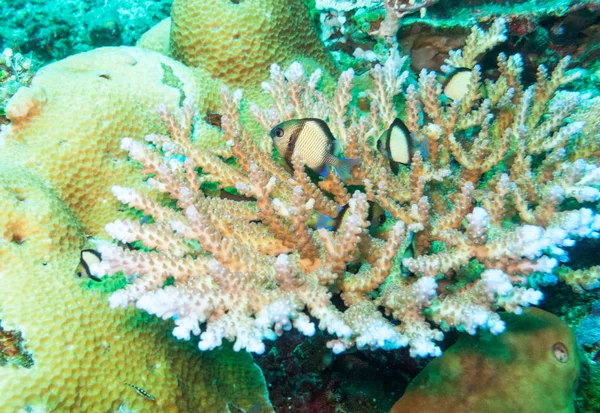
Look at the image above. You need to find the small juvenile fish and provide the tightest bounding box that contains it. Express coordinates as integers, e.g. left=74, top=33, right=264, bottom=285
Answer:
left=77, top=249, right=102, bottom=281
left=367, top=202, right=387, bottom=231
left=377, top=118, right=414, bottom=174
left=269, top=118, right=360, bottom=181
left=311, top=202, right=387, bottom=233
left=124, top=382, right=156, bottom=402
left=443, top=67, right=473, bottom=101
left=311, top=204, right=349, bottom=231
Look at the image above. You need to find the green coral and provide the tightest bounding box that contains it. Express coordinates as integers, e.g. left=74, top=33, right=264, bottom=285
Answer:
left=391, top=308, right=581, bottom=413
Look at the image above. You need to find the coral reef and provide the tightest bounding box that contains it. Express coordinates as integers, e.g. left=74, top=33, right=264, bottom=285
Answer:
left=0, top=0, right=361, bottom=409
left=92, top=20, right=599, bottom=360
left=398, top=0, right=599, bottom=32
left=169, top=0, right=337, bottom=95
left=0, top=48, right=35, bottom=125
left=314, top=0, right=600, bottom=77
left=0, top=162, right=272, bottom=412
left=536, top=259, right=600, bottom=413
left=398, top=1, right=600, bottom=75
left=0, top=46, right=222, bottom=236
left=576, top=300, right=600, bottom=355
left=0, top=0, right=171, bottom=61
left=0, top=0, right=347, bottom=238
left=0, top=325, right=33, bottom=368
left=136, top=17, right=172, bottom=56
left=1, top=0, right=599, bottom=409
left=390, top=308, right=581, bottom=413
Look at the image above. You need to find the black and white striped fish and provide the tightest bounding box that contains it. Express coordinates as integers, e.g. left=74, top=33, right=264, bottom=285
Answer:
left=124, top=382, right=155, bottom=402
left=443, top=67, right=473, bottom=101
left=269, top=118, right=360, bottom=181
left=377, top=118, right=414, bottom=174
left=77, top=249, right=102, bottom=281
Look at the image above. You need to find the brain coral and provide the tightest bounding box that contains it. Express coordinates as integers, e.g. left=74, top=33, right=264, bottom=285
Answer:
left=0, top=46, right=223, bottom=237
left=169, top=0, right=336, bottom=94
left=0, top=162, right=272, bottom=412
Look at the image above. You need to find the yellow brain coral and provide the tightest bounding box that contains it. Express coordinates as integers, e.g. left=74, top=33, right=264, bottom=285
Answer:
left=0, top=162, right=272, bottom=412
left=169, top=0, right=336, bottom=93
left=0, top=46, right=222, bottom=237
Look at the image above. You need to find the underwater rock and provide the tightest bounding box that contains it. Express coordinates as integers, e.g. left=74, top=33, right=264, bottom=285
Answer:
left=390, top=308, right=581, bottom=413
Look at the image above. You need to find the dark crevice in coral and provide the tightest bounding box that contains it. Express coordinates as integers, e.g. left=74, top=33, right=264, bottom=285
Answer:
left=254, top=328, right=434, bottom=413
left=10, top=233, right=25, bottom=245
left=565, top=238, right=600, bottom=270
left=205, top=111, right=223, bottom=129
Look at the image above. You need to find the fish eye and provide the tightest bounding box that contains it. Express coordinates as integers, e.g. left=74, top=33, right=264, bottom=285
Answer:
left=378, top=214, right=386, bottom=225
left=274, top=128, right=284, bottom=137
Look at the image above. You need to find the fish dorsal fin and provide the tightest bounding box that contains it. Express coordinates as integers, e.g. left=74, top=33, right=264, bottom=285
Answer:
left=444, top=68, right=472, bottom=101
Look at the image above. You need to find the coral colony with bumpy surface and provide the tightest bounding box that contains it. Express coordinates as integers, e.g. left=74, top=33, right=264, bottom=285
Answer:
left=1, top=1, right=600, bottom=412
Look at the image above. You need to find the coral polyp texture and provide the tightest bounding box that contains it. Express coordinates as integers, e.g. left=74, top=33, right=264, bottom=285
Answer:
left=391, top=308, right=581, bottom=413
left=0, top=162, right=271, bottom=412
left=0, top=46, right=221, bottom=236
left=93, top=19, right=600, bottom=359
left=169, top=0, right=337, bottom=93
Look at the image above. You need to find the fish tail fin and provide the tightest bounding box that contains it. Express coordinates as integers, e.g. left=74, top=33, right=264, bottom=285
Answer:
left=415, top=134, right=430, bottom=159
left=334, top=157, right=361, bottom=181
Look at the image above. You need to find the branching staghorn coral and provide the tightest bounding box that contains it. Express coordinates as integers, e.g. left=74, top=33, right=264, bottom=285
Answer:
left=94, top=19, right=600, bottom=358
